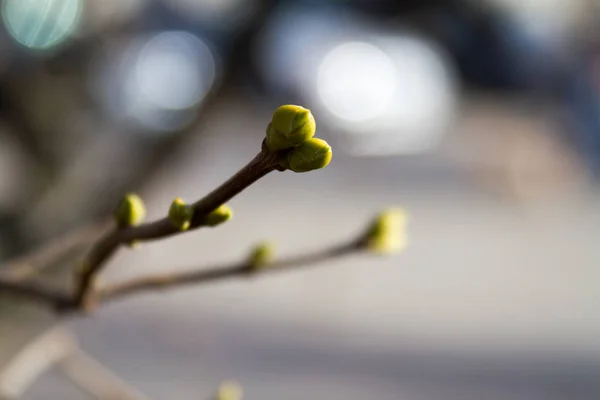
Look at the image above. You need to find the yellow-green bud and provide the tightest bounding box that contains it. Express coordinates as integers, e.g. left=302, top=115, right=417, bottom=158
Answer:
left=215, top=381, right=243, bottom=400
left=204, top=204, right=233, bottom=227
left=365, top=208, right=408, bottom=255
left=266, top=105, right=316, bottom=151
left=248, top=241, right=276, bottom=270
left=287, top=138, right=332, bottom=172
left=114, top=193, right=146, bottom=228
left=168, top=198, right=194, bottom=231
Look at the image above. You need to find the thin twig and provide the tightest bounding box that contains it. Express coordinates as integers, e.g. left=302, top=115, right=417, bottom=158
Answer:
left=0, top=142, right=347, bottom=313
left=0, top=237, right=366, bottom=313
left=73, top=147, right=282, bottom=310
left=97, top=238, right=364, bottom=305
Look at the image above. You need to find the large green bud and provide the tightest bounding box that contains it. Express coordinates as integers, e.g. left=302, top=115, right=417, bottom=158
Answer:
left=114, top=193, right=146, bottom=228
left=287, top=138, right=332, bottom=173
left=266, top=105, right=316, bottom=151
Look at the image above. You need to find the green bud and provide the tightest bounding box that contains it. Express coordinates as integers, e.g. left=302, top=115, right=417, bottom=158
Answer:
left=365, top=208, right=408, bottom=255
left=114, top=193, right=146, bottom=228
left=168, top=198, right=194, bottom=231
left=287, top=138, right=332, bottom=172
left=248, top=241, right=276, bottom=270
left=215, top=381, right=243, bottom=400
left=204, top=204, right=233, bottom=227
left=266, top=105, right=316, bottom=151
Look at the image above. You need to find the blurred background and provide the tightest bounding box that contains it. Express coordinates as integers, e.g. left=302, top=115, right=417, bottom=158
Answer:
left=0, top=0, right=600, bottom=399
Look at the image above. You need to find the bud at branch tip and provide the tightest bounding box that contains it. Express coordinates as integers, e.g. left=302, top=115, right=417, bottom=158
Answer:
left=266, top=105, right=316, bottom=151
left=365, top=208, right=408, bottom=255
left=248, top=241, right=276, bottom=270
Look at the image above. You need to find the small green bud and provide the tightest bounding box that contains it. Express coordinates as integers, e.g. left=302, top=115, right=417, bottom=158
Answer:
left=248, top=241, right=276, bottom=270
left=168, top=198, right=194, bottom=231
left=365, top=208, right=408, bottom=255
left=204, top=204, right=233, bottom=227
left=266, top=105, right=316, bottom=151
left=287, top=138, right=332, bottom=172
left=114, top=193, right=146, bottom=228
left=215, top=381, right=243, bottom=400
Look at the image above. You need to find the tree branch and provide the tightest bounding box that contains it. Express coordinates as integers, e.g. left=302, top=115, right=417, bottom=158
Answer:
left=0, top=107, right=386, bottom=317
left=0, top=233, right=369, bottom=314
left=97, top=237, right=364, bottom=305
left=73, top=146, right=282, bottom=310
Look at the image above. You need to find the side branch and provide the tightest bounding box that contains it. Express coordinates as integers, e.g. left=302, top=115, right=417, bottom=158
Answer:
left=0, top=106, right=396, bottom=317
left=73, top=148, right=281, bottom=309
left=97, top=238, right=364, bottom=305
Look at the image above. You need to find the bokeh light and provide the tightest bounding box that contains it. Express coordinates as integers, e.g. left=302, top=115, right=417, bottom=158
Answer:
left=313, top=34, right=458, bottom=155
left=254, top=5, right=341, bottom=95
left=91, top=30, right=218, bottom=134
left=135, top=31, right=213, bottom=111
left=317, top=42, right=397, bottom=123
left=255, top=4, right=458, bottom=156
left=1, top=0, right=83, bottom=50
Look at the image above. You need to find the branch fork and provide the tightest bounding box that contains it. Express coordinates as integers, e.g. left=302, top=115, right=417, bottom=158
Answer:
left=0, top=105, right=406, bottom=316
